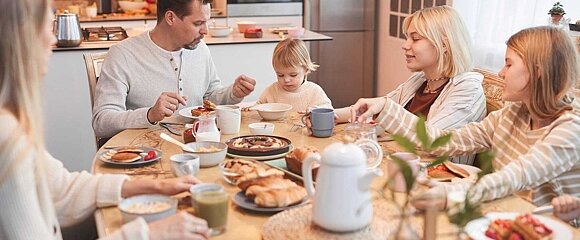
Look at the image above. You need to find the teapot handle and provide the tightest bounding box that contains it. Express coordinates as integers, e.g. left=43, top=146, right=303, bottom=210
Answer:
left=302, top=152, right=321, bottom=198
left=355, top=139, right=383, bottom=169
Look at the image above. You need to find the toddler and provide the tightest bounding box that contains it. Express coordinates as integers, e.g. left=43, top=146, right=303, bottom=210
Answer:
left=255, top=38, right=332, bottom=113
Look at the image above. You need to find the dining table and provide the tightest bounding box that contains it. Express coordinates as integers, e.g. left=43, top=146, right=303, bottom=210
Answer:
left=92, top=110, right=580, bottom=239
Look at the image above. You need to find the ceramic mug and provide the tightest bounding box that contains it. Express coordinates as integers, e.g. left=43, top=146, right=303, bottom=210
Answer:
left=170, top=153, right=200, bottom=177
left=302, top=108, right=334, bottom=138
left=386, top=152, right=420, bottom=192
left=216, top=105, right=241, bottom=135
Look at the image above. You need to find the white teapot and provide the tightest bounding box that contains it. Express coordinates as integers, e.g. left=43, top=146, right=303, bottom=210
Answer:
left=302, top=139, right=383, bottom=232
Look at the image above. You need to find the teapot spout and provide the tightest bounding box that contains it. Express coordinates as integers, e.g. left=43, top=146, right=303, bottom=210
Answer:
left=359, top=168, right=383, bottom=192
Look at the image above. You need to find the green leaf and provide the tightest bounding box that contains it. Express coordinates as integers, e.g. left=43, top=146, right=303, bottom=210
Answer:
left=415, top=116, right=431, bottom=150
left=476, top=151, right=495, bottom=180
left=390, top=155, right=416, bottom=193
left=426, top=156, right=449, bottom=168
left=431, top=133, right=452, bottom=149
left=392, top=134, right=417, bottom=155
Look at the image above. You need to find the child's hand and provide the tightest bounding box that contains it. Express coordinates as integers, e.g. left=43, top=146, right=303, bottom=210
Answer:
left=552, top=194, right=580, bottom=222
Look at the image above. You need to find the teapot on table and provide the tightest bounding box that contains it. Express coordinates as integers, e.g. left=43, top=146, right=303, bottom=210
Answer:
left=302, top=139, right=383, bottom=232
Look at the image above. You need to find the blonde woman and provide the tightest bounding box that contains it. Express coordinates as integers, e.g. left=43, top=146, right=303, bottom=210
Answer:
left=352, top=26, right=580, bottom=214
left=0, top=0, right=209, bottom=239
left=333, top=6, right=485, bottom=165
left=254, top=38, right=332, bottom=113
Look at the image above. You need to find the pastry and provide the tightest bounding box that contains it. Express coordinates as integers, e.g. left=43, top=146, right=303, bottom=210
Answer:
left=427, top=161, right=470, bottom=181
left=236, top=169, right=285, bottom=189
left=512, top=214, right=553, bottom=240
left=244, top=177, right=297, bottom=199
left=203, top=99, right=217, bottom=111
left=110, top=152, right=141, bottom=163
left=485, top=219, right=514, bottom=240
left=116, top=147, right=144, bottom=153
left=253, top=185, right=307, bottom=208
left=284, top=146, right=320, bottom=177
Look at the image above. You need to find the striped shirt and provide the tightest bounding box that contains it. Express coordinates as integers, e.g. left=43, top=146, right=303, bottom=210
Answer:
left=378, top=98, right=580, bottom=206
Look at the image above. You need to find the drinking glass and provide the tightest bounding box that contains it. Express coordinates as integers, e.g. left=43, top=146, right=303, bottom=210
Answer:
left=193, top=191, right=229, bottom=236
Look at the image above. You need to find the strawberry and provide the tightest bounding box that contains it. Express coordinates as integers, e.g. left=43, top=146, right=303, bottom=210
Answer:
left=144, top=150, right=156, bottom=160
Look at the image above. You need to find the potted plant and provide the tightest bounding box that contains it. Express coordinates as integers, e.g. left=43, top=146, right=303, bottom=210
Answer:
left=548, top=2, right=566, bottom=25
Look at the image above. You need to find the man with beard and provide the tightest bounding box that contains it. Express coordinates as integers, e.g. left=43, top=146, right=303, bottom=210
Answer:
left=93, top=0, right=256, bottom=140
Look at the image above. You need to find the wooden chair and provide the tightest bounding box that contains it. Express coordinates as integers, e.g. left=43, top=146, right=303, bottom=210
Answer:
left=475, top=68, right=505, bottom=116
left=83, top=52, right=108, bottom=148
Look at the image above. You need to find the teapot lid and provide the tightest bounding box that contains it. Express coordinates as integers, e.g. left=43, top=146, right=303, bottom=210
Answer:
left=57, top=10, right=77, bottom=17
left=320, top=142, right=366, bottom=167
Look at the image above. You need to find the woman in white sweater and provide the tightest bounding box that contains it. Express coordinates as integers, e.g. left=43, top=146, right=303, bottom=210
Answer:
left=352, top=26, right=579, bottom=216
left=0, top=0, right=209, bottom=239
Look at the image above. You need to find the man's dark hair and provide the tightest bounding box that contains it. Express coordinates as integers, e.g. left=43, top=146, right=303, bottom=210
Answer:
left=157, top=0, right=213, bottom=22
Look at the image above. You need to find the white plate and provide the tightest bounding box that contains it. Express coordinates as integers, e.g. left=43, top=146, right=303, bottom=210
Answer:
left=98, top=146, right=162, bottom=166
left=464, top=212, right=572, bottom=240
left=232, top=191, right=308, bottom=213
left=226, top=145, right=293, bottom=161
left=426, top=164, right=481, bottom=184
left=178, top=106, right=215, bottom=119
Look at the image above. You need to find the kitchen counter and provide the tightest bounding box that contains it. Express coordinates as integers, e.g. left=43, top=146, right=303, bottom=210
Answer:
left=52, top=29, right=331, bottom=51
left=78, top=13, right=227, bottom=23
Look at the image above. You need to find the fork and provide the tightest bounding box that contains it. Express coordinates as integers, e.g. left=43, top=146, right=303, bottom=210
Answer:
left=290, top=123, right=305, bottom=132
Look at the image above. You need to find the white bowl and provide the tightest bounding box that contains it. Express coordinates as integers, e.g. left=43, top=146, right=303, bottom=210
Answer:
left=183, top=141, right=228, bottom=167
left=237, top=21, right=257, bottom=33
left=255, top=103, right=293, bottom=120
left=118, top=1, right=148, bottom=11
left=118, top=194, right=177, bottom=223
left=287, top=27, right=305, bottom=38
left=248, top=122, right=275, bottom=135
left=209, top=26, right=232, bottom=37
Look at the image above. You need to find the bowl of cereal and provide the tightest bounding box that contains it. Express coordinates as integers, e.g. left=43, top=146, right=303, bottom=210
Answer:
left=118, top=194, right=177, bottom=223
left=184, top=141, right=228, bottom=167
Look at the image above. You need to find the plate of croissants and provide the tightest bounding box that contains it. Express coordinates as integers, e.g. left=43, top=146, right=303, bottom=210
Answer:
left=221, top=159, right=309, bottom=212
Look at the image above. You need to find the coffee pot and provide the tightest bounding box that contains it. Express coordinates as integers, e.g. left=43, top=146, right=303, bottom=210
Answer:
left=54, top=10, right=83, bottom=47
left=302, top=140, right=383, bottom=232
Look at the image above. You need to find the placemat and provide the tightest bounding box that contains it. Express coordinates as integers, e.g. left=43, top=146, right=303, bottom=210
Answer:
left=262, top=201, right=423, bottom=240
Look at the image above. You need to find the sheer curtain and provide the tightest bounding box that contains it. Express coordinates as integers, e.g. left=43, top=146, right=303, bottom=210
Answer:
left=453, top=0, right=579, bottom=72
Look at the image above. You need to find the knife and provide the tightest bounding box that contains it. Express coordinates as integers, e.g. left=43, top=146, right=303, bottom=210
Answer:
left=532, top=205, right=553, bottom=214
left=160, top=123, right=182, bottom=136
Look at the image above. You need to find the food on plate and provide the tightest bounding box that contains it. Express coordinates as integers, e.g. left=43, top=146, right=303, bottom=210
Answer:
left=228, top=136, right=287, bottom=150
left=111, top=152, right=142, bottom=163
left=285, top=146, right=320, bottom=177
left=484, top=214, right=553, bottom=240
left=203, top=99, right=217, bottom=111
left=222, top=159, right=283, bottom=185
left=124, top=201, right=172, bottom=214
left=244, top=176, right=297, bottom=199
left=143, top=150, right=157, bottom=161
left=253, top=185, right=307, bottom=208
left=116, top=147, right=144, bottom=153
left=236, top=168, right=285, bottom=189
left=427, top=161, right=470, bottom=181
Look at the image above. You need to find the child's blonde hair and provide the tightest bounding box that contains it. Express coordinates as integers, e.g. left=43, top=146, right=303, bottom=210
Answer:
left=506, top=26, right=578, bottom=119
left=272, top=38, right=319, bottom=72
left=403, top=6, right=473, bottom=77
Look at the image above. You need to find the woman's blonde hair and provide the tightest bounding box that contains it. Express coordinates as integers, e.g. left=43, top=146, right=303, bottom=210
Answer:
left=272, top=38, right=319, bottom=73
left=506, top=26, right=578, bottom=119
left=402, top=6, right=473, bottom=77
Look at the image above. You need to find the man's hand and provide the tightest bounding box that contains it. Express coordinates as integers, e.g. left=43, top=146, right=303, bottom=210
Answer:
left=148, top=92, right=188, bottom=123
left=232, top=75, right=256, bottom=98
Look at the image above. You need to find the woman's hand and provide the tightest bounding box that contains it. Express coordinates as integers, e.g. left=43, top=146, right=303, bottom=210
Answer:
left=149, top=211, right=209, bottom=240
left=122, top=175, right=201, bottom=198
left=350, top=97, right=387, bottom=123
left=552, top=194, right=580, bottom=222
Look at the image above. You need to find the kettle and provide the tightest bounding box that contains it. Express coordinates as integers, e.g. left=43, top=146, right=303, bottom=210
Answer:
left=302, top=139, right=383, bottom=232
left=54, top=10, right=83, bottom=47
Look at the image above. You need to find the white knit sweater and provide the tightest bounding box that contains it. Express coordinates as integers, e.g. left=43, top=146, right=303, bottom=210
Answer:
left=256, top=80, right=333, bottom=112
left=0, top=113, right=149, bottom=239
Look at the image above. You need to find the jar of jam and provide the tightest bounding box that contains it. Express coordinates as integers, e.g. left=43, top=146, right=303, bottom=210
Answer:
left=183, top=128, right=196, bottom=143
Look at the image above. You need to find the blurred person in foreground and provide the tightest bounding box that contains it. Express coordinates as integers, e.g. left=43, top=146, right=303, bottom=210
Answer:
left=352, top=26, right=579, bottom=223
left=0, top=0, right=209, bottom=239
left=93, top=0, right=256, bottom=140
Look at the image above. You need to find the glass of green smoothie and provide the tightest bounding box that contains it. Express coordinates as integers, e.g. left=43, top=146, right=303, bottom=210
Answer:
left=193, top=191, right=229, bottom=236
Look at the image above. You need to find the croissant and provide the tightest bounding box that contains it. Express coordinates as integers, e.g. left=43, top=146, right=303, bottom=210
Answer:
left=236, top=169, right=285, bottom=190
left=245, top=178, right=297, bottom=199
left=285, top=146, right=320, bottom=177
left=254, top=185, right=307, bottom=208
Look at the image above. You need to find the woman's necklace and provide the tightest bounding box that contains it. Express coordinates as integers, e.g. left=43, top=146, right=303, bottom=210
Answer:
left=423, top=76, right=449, bottom=94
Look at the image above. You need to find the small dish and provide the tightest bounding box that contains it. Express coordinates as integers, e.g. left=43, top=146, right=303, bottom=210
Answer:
left=118, top=194, right=177, bottom=223
left=248, top=122, right=275, bottom=135
left=183, top=141, right=228, bottom=167
left=254, top=103, right=293, bottom=120
left=236, top=21, right=256, bottom=33
left=287, top=27, right=305, bottom=38
left=209, top=26, right=232, bottom=37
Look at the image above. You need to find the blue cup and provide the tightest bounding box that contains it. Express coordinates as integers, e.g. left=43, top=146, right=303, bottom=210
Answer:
left=302, top=108, right=334, bottom=138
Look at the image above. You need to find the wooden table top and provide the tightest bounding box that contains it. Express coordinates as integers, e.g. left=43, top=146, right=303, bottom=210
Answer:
left=92, top=111, right=579, bottom=239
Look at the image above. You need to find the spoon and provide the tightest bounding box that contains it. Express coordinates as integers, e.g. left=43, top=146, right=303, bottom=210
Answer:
left=160, top=132, right=196, bottom=152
